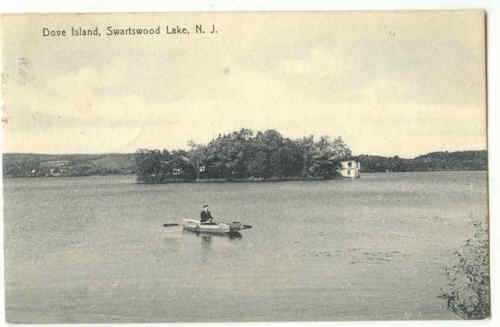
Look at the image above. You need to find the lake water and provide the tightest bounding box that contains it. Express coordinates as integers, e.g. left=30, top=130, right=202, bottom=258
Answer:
left=3, top=171, right=488, bottom=322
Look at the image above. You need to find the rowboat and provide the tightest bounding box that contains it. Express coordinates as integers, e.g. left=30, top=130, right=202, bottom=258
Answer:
left=182, top=219, right=251, bottom=235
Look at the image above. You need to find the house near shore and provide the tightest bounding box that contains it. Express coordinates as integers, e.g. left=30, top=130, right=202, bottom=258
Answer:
left=39, top=160, right=71, bottom=176
left=337, top=160, right=360, bottom=178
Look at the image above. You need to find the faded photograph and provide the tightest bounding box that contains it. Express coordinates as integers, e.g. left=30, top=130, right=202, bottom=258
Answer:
left=1, top=11, right=488, bottom=322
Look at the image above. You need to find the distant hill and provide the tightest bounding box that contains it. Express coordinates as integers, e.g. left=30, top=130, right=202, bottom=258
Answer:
left=2, top=153, right=136, bottom=177
left=357, top=150, right=487, bottom=172
left=2, top=150, right=487, bottom=178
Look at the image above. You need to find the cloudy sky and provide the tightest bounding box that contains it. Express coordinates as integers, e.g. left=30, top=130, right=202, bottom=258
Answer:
left=1, top=11, right=486, bottom=157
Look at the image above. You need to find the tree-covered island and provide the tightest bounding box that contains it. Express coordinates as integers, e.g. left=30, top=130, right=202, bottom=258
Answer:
left=135, top=129, right=353, bottom=183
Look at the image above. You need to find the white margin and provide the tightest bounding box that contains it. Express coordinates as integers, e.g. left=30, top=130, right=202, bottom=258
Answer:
left=0, top=2, right=497, bottom=327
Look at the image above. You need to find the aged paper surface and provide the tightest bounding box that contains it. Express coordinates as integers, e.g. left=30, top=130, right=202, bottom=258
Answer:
left=1, top=11, right=488, bottom=323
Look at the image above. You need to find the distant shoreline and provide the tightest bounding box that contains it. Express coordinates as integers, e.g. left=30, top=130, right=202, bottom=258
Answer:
left=2, top=169, right=487, bottom=181
left=2, top=149, right=487, bottom=180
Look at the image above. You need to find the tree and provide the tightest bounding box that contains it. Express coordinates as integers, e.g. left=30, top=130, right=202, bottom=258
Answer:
left=439, top=220, right=490, bottom=319
left=135, top=149, right=163, bottom=183
left=330, top=136, right=352, bottom=160
left=275, top=140, right=303, bottom=178
left=169, top=150, right=196, bottom=180
left=187, top=140, right=207, bottom=180
left=308, top=135, right=351, bottom=178
left=247, top=150, right=269, bottom=178
left=298, top=135, right=315, bottom=177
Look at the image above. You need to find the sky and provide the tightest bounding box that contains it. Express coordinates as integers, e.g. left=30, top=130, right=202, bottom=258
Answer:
left=1, top=11, right=487, bottom=157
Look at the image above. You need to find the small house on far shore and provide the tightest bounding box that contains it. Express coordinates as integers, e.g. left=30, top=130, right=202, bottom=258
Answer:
left=337, top=160, right=360, bottom=178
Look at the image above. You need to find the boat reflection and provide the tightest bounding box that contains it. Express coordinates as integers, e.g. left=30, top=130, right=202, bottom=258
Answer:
left=182, top=229, right=243, bottom=240
left=200, top=234, right=212, bottom=250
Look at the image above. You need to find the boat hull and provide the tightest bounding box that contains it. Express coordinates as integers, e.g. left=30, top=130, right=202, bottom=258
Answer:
left=182, top=219, right=245, bottom=234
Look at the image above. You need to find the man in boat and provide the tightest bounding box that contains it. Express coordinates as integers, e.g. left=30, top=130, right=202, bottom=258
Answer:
left=200, top=204, right=214, bottom=224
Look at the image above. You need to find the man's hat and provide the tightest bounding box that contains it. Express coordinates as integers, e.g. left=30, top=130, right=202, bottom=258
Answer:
left=203, top=204, right=209, bottom=208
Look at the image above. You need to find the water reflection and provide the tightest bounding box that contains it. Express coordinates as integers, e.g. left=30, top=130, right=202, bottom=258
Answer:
left=182, top=230, right=243, bottom=250
left=182, top=229, right=242, bottom=239
left=200, top=234, right=212, bottom=250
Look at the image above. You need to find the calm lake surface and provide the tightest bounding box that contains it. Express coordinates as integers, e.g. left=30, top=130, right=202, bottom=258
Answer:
left=3, top=171, right=488, bottom=322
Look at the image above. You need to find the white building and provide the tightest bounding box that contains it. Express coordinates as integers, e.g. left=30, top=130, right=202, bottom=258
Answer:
left=337, top=160, right=360, bottom=178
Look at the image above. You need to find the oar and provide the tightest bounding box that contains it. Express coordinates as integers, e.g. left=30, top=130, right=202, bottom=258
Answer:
left=163, top=223, right=179, bottom=227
